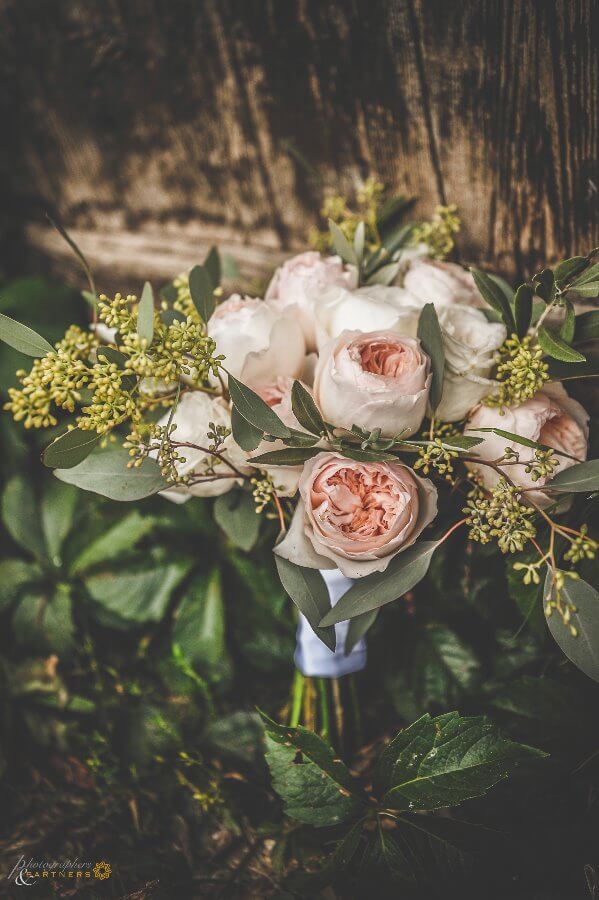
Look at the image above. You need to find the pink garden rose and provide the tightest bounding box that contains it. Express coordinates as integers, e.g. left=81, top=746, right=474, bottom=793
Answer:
left=465, top=383, right=589, bottom=506
left=265, top=251, right=357, bottom=350
left=275, top=452, right=438, bottom=578
left=208, top=295, right=305, bottom=385
left=313, top=330, right=431, bottom=438
left=404, top=258, right=483, bottom=309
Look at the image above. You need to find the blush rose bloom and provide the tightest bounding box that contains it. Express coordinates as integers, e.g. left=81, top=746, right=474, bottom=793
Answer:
left=314, top=330, right=431, bottom=438
left=404, top=258, right=483, bottom=309
left=275, top=452, right=438, bottom=578
left=465, top=383, right=589, bottom=507
left=154, top=392, right=250, bottom=503
left=312, top=284, right=421, bottom=349
left=435, top=305, right=507, bottom=421
left=208, top=295, right=306, bottom=385
left=265, top=251, right=358, bottom=351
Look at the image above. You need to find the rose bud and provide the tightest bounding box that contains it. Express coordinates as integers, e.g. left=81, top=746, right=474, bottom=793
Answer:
left=275, top=452, right=438, bottom=578
left=404, top=258, right=483, bottom=309
left=313, top=330, right=431, bottom=438
left=465, top=383, right=589, bottom=507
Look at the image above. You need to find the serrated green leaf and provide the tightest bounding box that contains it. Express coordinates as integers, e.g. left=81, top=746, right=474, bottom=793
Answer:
left=291, top=380, right=325, bottom=436
left=320, top=541, right=438, bottom=626
left=173, top=568, right=231, bottom=684
left=41, top=480, right=78, bottom=564
left=69, top=510, right=155, bottom=575
left=514, top=284, right=533, bottom=338
left=544, top=569, right=599, bottom=681
left=260, top=711, right=364, bottom=826
left=85, top=562, right=189, bottom=628
left=227, top=373, right=291, bottom=439
left=230, top=405, right=263, bottom=451
left=189, top=264, right=216, bottom=322
left=0, top=312, right=54, bottom=357
left=470, top=269, right=516, bottom=333
left=417, top=303, right=445, bottom=410
left=376, top=712, right=546, bottom=810
left=2, top=476, right=46, bottom=561
left=213, top=489, right=260, bottom=551
left=42, top=427, right=100, bottom=469
left=545, top=459, right=599, bottom=492
left=137, top=281, right=155, bottom=343
left=275, top=555, right=336, bottom=651
left=538, top=326, right=586, bottom=362
left=55, top=447, right=166, bottom=501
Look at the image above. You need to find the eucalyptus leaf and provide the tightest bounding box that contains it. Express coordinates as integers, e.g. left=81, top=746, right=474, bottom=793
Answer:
left=55, top=447, right=166, bottom=501
left=328, top=220, right=359, bottom=268
left=137, top=281, right=155, bottom=343
left=231, top=405, right=263, bottom=451
left=42, top=427, right=100, bottom=469
left=365, top=261, right=401, bottom=285
left=203, top=245, right=221, bottom=289
left=275, top=555, right=336, bottom=651
left=417, top=303, right=445, bottom=410
left=214, top=489, right=260, bottom=551
left=571, top=261, right=599, bottom=287
left=574, top=310, right=599, bottom=343
left=291, top=380, right=325, bottom=436
left=260, top=711, right=364, bottom=826
left=470, top=269, right=516, bottom=333
left=545, top=459, right=599, bottom=492
left=0, top=312, right=54, bottom=357
left=345, top=608, right=379, bottom=654
left=320, top=541, right=438, bottom=626
left=544, top=569, right=599, bottom=681
left=568, top=281, right=599, bottom=298
left=554, top=255, right=589, bottom=286
left=559, top=299, right=576, bottom=343
left=353, top=221, right=365, bottom=264
left=189, top=264, right=215, bottom=322
left=514, top=284, right=533, bottom=338
left=227, top=373, right=291, bottom=439
left=250, top=447, right=321, bottom=466
left=469, top=426, right=578, bottom=459
left=538, top=326, right=586, bottom=363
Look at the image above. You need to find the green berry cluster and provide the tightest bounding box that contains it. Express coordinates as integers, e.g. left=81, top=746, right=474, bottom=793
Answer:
left=464, top=479, right=537, bottom=553
left=410, top=204, right=461, bottom=260
left=484, top=335, right=549, bottom=409
left=563, top=525, right=598, bottom=565
left=414, top=437, right=459, bottom=481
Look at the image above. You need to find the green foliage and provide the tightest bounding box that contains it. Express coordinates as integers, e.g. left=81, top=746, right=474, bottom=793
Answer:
left=56, top=446, right=166, bottom=500
left=275, top=556, right=336, bottom=651
left=213, top=489, right=261, bottom=551
left=417, top=303, right=445, bottom=410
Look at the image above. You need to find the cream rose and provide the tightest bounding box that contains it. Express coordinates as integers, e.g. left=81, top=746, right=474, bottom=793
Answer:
left=154, top=392, right=250, bottom=503
left=265, top=251, right=357, bottom=351
left=435, top=305, right=507, bottom=421
left=404, top=258, right=483, bottom=308
left=275, top=452, right=438, bottom=578
left=207, top=295, right=306, bottom=385
left=313, top=284, right=420, bottom=349
left=314, top=330, right=431, bottom=438
left=465, top=383, right=589, bottom=506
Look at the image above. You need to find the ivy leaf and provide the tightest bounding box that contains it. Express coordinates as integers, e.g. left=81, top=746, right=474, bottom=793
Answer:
left=55, top=447, right=166, bottom=501
left=214, top=489, right=260, bottom=552
left=85, top=562, right=190, bottom=628
left=544, top=569, right=599, bottom=681
left=227, top=373, right=291, bottom=439
left=42, top=427, right=100, bottom=469
left=172, top=569, right=231, bottom=684
left=250, top=447, right=321, bottom=466
left=470, top=269, right=516, bottom=333
left=69, top=510, right=155, bottom=576
left=514, top=284, right=533, bottom=338
left=375, top=712, right=546, bottom=810
left=203, top=246, right=221, bottom=289
left=545, top=459, right=599, bottom=492
left=538, top=326, right=586, bottom=363
left=189, top=264, right=216, bottom=322
left=137, top=281, right=155, bottom=343
left=260, top=711, right=365, bottom=826
left=230, top=405, right=263, bottom=452
left=328, top=220, right=359, bottom=268
left=291, top=380, right=325, bottom=435
left=417, top=303, right=445, bottom=411
left=275, top=555, right=336, bottom=651
left=319, top=541, right=438, bottom=626
left=1, top=476, right=46, bottom=561
left=0, top=312, right=54, bottom=357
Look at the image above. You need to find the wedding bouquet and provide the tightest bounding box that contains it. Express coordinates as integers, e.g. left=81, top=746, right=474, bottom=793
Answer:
left=1, top=186, right=598, bottom=715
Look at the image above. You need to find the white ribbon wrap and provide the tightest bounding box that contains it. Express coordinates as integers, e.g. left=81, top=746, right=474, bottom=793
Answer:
left=294, top=568, right=367, bottom=678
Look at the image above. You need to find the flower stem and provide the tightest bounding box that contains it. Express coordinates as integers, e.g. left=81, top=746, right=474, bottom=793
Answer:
left=317, top=678, right=330, bottom=740
left=289, top=670, right=304, bottom=727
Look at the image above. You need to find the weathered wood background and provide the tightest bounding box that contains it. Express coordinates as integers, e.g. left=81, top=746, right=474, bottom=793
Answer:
left=1, top=0, right=598, bottom=291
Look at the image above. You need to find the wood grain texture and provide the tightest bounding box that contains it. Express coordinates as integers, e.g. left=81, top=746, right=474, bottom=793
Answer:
left=0, top=0, right=597, bottom=290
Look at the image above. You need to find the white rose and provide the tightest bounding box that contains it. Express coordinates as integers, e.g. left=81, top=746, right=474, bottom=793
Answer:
left=265, top=251, right=357, bottom=351
left=208, top=295, right=306, bottom=385
left=313, top=330, right=431, bottom=438
left=313, top=284, right=420, bottom=349
left=465, top=383, right=589, bottom=507
left=435, top=305, right=507, bottom=421
left=154, top=392, right=250, bottom=503
left=404, top=258, right=483, bottom=308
